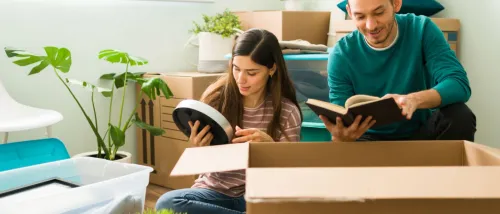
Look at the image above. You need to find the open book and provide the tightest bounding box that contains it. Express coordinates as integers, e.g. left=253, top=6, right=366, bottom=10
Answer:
left=306, top=95, right=406, bottom=128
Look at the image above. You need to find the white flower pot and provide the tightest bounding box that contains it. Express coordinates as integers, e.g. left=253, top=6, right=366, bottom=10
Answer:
left=73, top=151, right=132, bottom=163
left=187, top=32, right=235, bottom=73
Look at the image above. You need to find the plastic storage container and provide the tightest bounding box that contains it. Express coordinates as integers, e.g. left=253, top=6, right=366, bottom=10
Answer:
left=0, top=157, right=153, bottom=214
left=284, top=50, right=333, bottom=142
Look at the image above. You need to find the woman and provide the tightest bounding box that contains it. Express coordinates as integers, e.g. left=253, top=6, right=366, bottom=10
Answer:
left=155, top=28, right=303, bottom=214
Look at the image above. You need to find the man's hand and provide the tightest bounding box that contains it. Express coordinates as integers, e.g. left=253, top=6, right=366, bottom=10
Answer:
left=232, top=126, right=274, bottom=143
left=382, top=93, right=420, bottom=120
left=319, top=115, right=376, bottom=142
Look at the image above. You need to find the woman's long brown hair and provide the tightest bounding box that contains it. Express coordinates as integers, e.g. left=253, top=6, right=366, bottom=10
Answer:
left=200, top=29, right=302, bottom=141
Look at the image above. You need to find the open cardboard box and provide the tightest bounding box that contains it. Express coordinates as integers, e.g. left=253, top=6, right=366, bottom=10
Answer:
left=171, top=141, right=500, bottom=213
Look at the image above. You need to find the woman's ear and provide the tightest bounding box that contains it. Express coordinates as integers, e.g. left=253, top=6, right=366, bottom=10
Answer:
left=270, top=63, right=277, bottom=77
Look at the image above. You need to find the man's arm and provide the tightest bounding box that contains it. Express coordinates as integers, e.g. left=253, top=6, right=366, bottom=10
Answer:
left=327, top=45, right=354, bottom=107
left=420, top=17, right=471, bottom=108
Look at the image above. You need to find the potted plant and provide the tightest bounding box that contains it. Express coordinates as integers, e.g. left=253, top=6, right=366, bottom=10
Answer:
left=4, top=46, right=172, bottom=163
left=188, top=8, right=243, bottom=73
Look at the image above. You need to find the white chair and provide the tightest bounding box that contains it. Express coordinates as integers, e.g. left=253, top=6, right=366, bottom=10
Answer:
left=0, top=78, right=63, bottom=143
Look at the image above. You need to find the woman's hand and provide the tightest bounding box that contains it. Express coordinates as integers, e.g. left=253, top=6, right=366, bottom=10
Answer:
left=232, top=126, right=274, bottom=143
left=188, top=120, right=214, bottom=147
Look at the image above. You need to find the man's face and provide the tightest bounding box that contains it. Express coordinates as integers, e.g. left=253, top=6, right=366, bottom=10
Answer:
left=347, top=0, right=401, bottom=48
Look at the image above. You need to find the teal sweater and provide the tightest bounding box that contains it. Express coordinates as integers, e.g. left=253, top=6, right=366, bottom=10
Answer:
left=327, top=14, right=471, bottom=138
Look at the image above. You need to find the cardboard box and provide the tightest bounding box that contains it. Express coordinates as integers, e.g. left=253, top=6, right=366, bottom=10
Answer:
left=233, top=10, right=331, bottom=45
left=171, top=140, right=500, bottom=213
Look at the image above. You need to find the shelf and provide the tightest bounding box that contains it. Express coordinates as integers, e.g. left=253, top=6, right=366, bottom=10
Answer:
left=224, top=47, right=332, bottom=61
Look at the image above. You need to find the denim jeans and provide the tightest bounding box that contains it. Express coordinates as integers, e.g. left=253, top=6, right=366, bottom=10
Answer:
left=155, top=188, right=246, bottom=214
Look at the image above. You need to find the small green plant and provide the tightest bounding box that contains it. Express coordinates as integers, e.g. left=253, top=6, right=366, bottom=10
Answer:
left=4, top=46, right=173, bottom=160
left=190, top=8, right=242, bottom=38
left=142, top=208, right=186, bottom=214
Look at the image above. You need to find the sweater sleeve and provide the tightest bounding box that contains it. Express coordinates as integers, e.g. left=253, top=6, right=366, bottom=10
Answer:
left=327, top=44, right=355, bottom=107
left=279, top=102, right=302, bottom=142
left=423, top=18, right=471, bottom=107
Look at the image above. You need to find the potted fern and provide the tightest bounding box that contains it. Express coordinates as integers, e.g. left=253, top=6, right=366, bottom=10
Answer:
left=188, top=8, right=242, bottom=73
left=4, top=46, right=172, bottom=162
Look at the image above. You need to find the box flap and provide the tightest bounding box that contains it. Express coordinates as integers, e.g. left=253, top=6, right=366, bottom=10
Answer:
left=170, top=143, right=249, bottom=176
left=246, top=167, right=500, bottom=202
left=464, top=141, right=500, bottom=165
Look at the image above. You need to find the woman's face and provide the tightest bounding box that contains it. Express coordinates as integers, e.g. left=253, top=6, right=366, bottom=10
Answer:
left=232, top=56, right=275, bottom=97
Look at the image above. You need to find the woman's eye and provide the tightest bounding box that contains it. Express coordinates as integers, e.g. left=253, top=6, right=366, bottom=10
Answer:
left=247, top=72, right=257, bottom=76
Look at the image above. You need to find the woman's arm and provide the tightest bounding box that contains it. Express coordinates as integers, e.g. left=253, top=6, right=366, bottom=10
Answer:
left=278, top=102, right=302, bottom=142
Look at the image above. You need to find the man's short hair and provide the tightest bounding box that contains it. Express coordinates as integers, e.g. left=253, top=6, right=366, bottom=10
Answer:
left=347, top=0, right=394, bottom=5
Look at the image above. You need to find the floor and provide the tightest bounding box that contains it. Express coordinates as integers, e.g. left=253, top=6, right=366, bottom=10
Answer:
left=145, top=184, right=172, bottom=211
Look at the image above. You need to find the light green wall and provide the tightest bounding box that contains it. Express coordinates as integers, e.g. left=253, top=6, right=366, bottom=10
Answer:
left=0, top=0, right=284, bottom=163
left=434, top=0, right=500, bottom=148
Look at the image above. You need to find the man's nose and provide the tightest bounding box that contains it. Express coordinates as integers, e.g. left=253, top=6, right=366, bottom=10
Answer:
left=366, top=17, right=377, bottom=31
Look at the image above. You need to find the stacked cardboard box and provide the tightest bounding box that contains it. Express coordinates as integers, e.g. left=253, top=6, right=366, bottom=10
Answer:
left=233, top=10, right=331, bottom=45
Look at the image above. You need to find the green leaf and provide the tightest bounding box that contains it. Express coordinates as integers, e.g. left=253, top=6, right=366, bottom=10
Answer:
left=108, top=72, right=146, bottom=89
left=141, top=77, right=173, bottom=100
left=29, top=60, right=49, bottom=75
left=190, top=9, right=242, bottom=38
left=66, top=78, right=112, bottom=97
left=13, top=55, right=43, bottom=66
left=109, top=124, right=126, bottom=148
left=4, top=47, right=50, bottom=75
left=99, top=73, right=116, bottom=80
left=44, top=46, right=72, bottom=73
left=132, top=113, right=165, bottom=136
left=4, top=47, right=35, bottom=58
left=98, top=49, right=148, bottom=66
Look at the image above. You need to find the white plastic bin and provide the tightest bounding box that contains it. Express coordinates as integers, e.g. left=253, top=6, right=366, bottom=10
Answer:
left=0, top=157, right=153, bottom=214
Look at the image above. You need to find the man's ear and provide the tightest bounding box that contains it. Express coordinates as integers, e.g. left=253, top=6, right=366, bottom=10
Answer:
left=346, top=3, right=352, bottom=19
left=393, top=0, right=402, bottom=13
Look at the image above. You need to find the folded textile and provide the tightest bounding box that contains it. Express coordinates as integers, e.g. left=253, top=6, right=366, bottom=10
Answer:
left=282, top=49, right=328, bottom=55
left=279, top=39, right=328, bottom=52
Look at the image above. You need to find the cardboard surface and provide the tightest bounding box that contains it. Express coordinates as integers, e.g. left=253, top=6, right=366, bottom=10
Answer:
left=170, top=140, right=500, bottom=213
left=233, top=10, right=331, bottom=45
left=171, top=143, right=249, bottom=176
left=136, top=72, right=223, bottom=189
left=246, top=167, right=500, bottom=200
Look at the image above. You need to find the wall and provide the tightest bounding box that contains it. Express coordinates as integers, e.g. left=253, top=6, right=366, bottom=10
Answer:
left=434, top=0, right=500, bottom=148
left=0, top=0, right=284, bottom=162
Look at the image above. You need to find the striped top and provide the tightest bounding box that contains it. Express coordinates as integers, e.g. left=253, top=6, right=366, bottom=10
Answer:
left=191, top=96, right=302, bottom=197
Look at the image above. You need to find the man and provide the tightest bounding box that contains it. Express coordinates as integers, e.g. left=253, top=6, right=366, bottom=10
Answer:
left=320, top=0, right=476, bottom=142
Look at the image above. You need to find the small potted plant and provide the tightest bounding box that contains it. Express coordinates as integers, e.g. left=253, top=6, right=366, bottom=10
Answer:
left=4, top=46, right=172, bottom=162
left=188, top=8, right=243, bottom=73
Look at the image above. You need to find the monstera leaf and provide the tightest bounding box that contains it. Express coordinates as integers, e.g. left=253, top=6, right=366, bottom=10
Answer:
left=140, top=77, right=174, bottom=100
left=65, top=78, right=112, bottom=97
left=109, top=124, right=126, bottom=148
left=5, top=46, right=72, bottom=75
left=98, top=49, right=148, bottom=66
left=132, top=113, right=165, bottom=136
left=100, top=72, right=146, bottom=89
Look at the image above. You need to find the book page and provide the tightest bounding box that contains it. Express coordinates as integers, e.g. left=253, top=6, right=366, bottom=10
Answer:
left=306, top=99, right=348, bottom=114
left=345, top=95, right=381, bottom=108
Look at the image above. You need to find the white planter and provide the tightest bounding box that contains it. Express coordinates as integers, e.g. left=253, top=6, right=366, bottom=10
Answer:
left=197, top=32, right=235, bottom=73
left=73, top=151, right=132, bottom=163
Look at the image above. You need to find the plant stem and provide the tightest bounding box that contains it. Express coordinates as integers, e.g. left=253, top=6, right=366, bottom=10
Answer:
left=118, top=63, right=130, bottom=129
left=53, top=68, right=110, bottom=158
left=91, top=89, right=101, bottom=157
left=107, top=80, right=115, bottom=155
left=122, top=90, right=143, bottom=133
